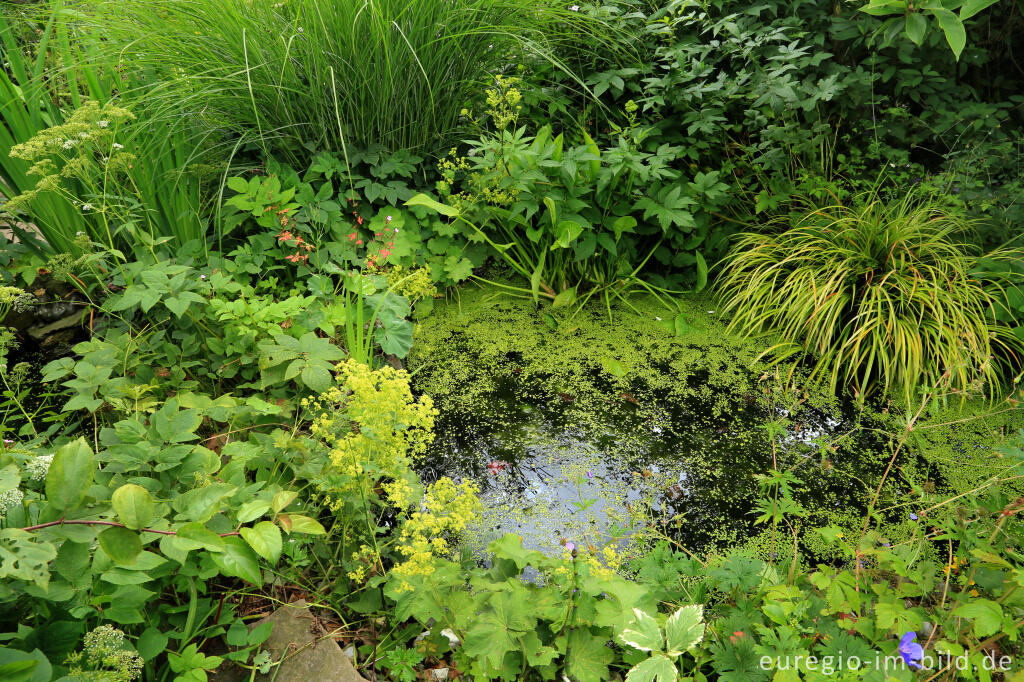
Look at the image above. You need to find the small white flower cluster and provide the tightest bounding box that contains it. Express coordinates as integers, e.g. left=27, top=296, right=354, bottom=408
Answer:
left=0, top=488, right=24, bottom=513
left=97, top=120, right=109, bottom=128
left=25, top=454, right=54, bottom=482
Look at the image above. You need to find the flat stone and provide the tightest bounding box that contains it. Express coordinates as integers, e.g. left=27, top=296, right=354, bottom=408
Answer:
left=247, top=600, right=367, bottom=682
left=27, top=311, right=83, bottom=340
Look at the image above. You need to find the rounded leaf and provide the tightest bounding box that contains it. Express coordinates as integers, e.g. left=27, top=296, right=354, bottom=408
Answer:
left=98, top=526, right=142, bottom=565
left=111, top=484, right=156, bottom=530
left=240, top=522, right=282, bottom=565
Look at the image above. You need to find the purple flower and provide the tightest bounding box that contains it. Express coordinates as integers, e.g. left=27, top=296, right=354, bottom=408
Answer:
left=565, top=542, right=575, bottom=552
left=899, top=632, right=924, bottom=669
left=586, top=471, right=594, bottom=480
left=909, top=513, right=919, bottom=521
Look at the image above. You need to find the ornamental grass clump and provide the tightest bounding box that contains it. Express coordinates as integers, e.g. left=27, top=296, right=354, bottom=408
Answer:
left=717, top=192, right=1021, bottom=403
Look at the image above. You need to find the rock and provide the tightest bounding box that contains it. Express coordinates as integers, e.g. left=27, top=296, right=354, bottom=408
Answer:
left=27, top=310, right=84, bottom=340
left=430, top=667, right=449, bottom=680
left=245, top=600, right=367, bottom=682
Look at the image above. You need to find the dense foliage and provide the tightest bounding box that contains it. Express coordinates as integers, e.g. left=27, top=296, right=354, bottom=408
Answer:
left=1, top=0, right=1023, bottom=680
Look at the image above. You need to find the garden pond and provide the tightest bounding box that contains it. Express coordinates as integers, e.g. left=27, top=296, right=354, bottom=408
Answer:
left=407, top=285, right=1023, bottom=565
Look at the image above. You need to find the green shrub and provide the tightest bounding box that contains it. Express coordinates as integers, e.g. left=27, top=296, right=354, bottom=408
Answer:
left=717, top=191, right=1021, bottom=403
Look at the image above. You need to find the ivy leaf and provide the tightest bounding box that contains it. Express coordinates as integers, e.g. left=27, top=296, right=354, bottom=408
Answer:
left=564, top=627, right=615, bottom=682
left=665, top=605, right=704, bottom=655
left=619, top=608, right=663, bottom=652
left=111, top=484, right=156, bottom=530
left=625, top=654, right=678, bottom=682
left=45, top=438, right=94, bottom=511
left=211, top=536, right=263, bottom=585
left=241, top=521, right=282, bottom=565
left=98, top=527, right=142, bottom=565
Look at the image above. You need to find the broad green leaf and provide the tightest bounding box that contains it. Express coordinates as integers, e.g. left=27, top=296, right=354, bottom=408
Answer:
left=137, top=627, right=169, bottom=661
left=98, top=527, right=142, bottom=565
left=601, top=357, right=628, bottom=378
left=175, top=522, right=226, bottom=552
left=272, top=491, right=298, bottom=513
left=0, top=661, right=39, bottom=682
left=612, top=215, right=637, bottom=240
left=300, top=364, right=333, bottom=392
left=405, top=193, right=460, bottom=217
left=236, top=500, right=272, bottom=524
left=625, top=654, right=678, bottom=682
left=928, top=8, right=966, bottom=59
left=241, top=521, right=282, bottom=564
left=960, top=0, right=1001, bottom=20
left=0, top=464, right=20, bottom=492
left=665, top=605, right=704, bottom=654
left=551, top=220, right=584, bottom=249
left=552, top=286, right=577, bottom=308
left=173, top=483, right=237, bottom=523
left=858, top=0, right=908, bottom=16
left=279, top=514, right=325, bottom=535
left=211, top=536, right=263, bottom=585
left=45, top=438, right=93, bottom=511
left=619, top=608, right=663, bottom=652
left=53, top=541, right=90, bottom=583
left=0, top=529, right=57, bottom=586
left=565, top=627, right=615, bottom=682
left=111, top=484, right=156, bottom=530
left=905, top=13, right=928, bottom=45
left=952, top=599, right=1003, bottom=637
left=375, top=319, right=415, bottom=357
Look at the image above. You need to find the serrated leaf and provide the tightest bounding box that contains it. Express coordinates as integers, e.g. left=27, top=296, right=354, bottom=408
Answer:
left=565, top=627, right=615, bottom=682
left=664, top=605, right=704, bottom=654
left=625, top=654, right=678, bottom=682
left=952, top=599, right=1003, bottom=638
left=619, top=608, right=663, bottom=652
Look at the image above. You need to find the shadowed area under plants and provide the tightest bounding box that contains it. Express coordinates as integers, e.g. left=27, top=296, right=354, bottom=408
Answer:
left=408, top=284, right=1024, bottom=567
